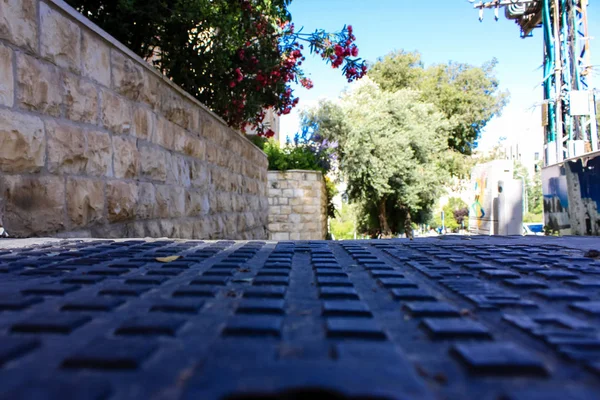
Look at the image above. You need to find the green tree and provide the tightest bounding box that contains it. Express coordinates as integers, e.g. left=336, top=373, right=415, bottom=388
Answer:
left=303, top=79, right=451, bottom=236
left=431, top=197, right=468, bottom=232
left=369, top=51, right=509, bottom=155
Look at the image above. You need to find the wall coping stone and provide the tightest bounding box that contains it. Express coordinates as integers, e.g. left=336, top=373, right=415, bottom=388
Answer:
left=48, top=0, right=266, bottom=159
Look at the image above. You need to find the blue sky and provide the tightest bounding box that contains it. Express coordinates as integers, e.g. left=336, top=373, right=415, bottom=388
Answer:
left=281, top=0, right=600, bottom=152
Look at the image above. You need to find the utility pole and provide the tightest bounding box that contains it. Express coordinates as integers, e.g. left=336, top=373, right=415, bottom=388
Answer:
left=470, top=0, right=598, bottom=167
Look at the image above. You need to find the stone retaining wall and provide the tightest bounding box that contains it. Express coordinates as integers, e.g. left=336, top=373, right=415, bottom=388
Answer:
left=0, top=0, right=268, bottom=239
left=268, top=170, right=327, bottom=240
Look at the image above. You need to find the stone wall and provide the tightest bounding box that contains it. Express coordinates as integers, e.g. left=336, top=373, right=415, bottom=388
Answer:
left=0, top=0, right=268, bottom=239
left=268, top=170, right=328, bottom=240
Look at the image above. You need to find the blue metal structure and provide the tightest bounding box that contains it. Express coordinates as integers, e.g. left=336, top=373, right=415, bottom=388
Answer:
left=472, top=1, right=600, bottom=236
left=471, top=0, right=598, bottom=165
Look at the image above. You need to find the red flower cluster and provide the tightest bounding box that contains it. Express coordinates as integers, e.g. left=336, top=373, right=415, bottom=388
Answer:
left=220, top=2, right=367, bottom=137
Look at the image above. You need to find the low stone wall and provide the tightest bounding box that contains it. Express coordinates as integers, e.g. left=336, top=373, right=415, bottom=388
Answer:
left=268, top=170, right=328, bottom=240
left=0, top=0, right=268, bottom=239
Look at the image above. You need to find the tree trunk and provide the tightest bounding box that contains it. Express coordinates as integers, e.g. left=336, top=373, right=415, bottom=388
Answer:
left=404, top=208, right=414, bottom=240
left=378, top=197, right=391, bottom=238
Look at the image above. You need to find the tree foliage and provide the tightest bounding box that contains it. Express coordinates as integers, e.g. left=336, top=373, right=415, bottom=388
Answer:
left=369, top=50, right=509, bottom=155
left=303, top=79, right=451, bottom=236
left=66, top=0, right=366, bottom=136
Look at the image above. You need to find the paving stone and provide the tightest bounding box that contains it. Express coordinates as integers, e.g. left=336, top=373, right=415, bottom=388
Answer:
left=421, top=318, right=492, bottom=340
left=0, top=337, right=40, bottom=366
left=569, top=302, right=600, bottom=316
left=99, top=285, right=152, bottom=297
left=533, top=289, right=590, bottom=301
left=61, top=298, right=124, bottom=312
left=21, top=284, right=80, bottom=296
left=319, top=287, right=360, bottom=300
left=222, top=316, right=283, bottom=338
left=236, top=299, right=285, bottom=315
left=503, top=278, right=549, bottom=289
left=326, top=318, right=387, bottom=340
left=62, top=338, right=157, bottom=370
left=115, top=315, right=185, bottom=336
left=535, top=270, right=579, bottom=280
left=322, top=301, right=372, bottom=317
left=11, top=314, right=91, bottom=334
left=480, top=269, right=521, bottom=279
left=391, top=288, right=436, bottom=301
left=0, top=295, right=42, bottom=310
left=150, top=299, right=205, bottom=314
left=403, top=302, right=461, bottom=317
left=452, top=342, right=548, bottom=376
left=243, top=287, right=287, bottom=299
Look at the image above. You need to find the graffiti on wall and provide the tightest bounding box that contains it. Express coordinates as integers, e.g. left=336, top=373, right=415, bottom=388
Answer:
left=543, top=151, right=600, bottom=236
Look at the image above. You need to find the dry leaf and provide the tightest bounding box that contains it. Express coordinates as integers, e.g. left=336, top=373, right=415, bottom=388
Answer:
left=155, top=255, right=181, bottom=263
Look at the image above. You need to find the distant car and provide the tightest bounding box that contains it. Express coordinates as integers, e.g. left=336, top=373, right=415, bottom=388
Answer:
left=523, top=223, right=544, bottom=236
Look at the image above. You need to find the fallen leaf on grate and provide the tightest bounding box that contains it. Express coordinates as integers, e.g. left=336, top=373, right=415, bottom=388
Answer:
left=156, top=255, right=181, bottom=263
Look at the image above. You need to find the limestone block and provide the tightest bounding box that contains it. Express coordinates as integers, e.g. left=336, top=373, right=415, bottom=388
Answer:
left=145, top=220, right=161, bottom=238
left=271, top=232, right=289, bottom=241
left=289, top=214, right=301, bottom=224
left=193, top=220, right=209, bottom=239
left=0, top=110, right=44, bottom=173
left=17, top=54, right=62, bottom=116
left=126, top=221, right=146, bottom=238
left=133, top=106, right=154, bottom=141
left=306, top=173, right=319, bottom=181
left=111, top=50, right=145, bottom=101
left=100, top=90, right=132, bottom=134
left=81, top=30, right=110, bottom=86
left=217, top=192, right=232, bottom=213
left=0, top=0, right=37, bottom=51
left=222, top=214, right=237, bottom=236
left=268, top=197, right=274, bottom=206
left=0, top=43, right=13, bottom=106
left=159, top=220, right=177, bottom=238
left=136, top=182, right=156, bottom=219
left=112, top=136, right=139, bottom=179
left=200, top=115, right=219, bottom=143
left=179, top=220, right=194, bottom=239
left=186, top=190, right=210, bottom=216
left=165, top=153, right=180, bottom=185
left=299, top=232, right=315, bottom=240
left=183, top=136, right=205, bottom=159
left=40, top=2, right=81, bottom=72
left=268, top=188, right=282, bottom=198
left=46, top=121, right=87, bottom=174
left=289, top=232, right=301, bottom=240
left=270, top=206, right=281, bottom=215
left=190, top=161, right=209, bottom=188
left=0, top=175, right=65, bottom=236
left=106, top=181, right=138, bottom=222
left=282, top=189, right=294, bottom=197
left=291, top=205, right=304, bottom=214
left=205, top=142, right=218, bottom=165
left=155, top=185, right=184, bottom=218
left=304, top=222, right=318, bottom=231
left=139, top=145, right=166, bottom=182
left=279, top=197, right=289, bottom=205
left=154, top=116, right=175, bottom=150
left=279, top=206, right=292, bottom=215
left=172, top=127, right=187, bottom=155
left=304, top=205, right=318, bottom=214
left=160, top=87, right=192, bottom=129
left=63, top=74, right=98, bottom=124
left=86, top=130, right=112, bottom=177
left=66, top=178, right=104, bottom=228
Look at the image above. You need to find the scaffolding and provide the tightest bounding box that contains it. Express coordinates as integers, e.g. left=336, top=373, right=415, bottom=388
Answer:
left=471, top=0, right=598, bottom=166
